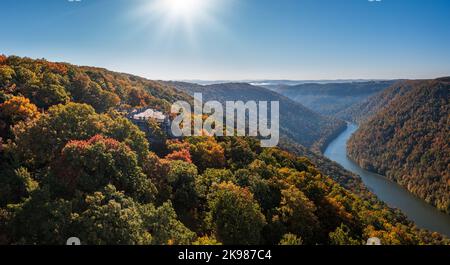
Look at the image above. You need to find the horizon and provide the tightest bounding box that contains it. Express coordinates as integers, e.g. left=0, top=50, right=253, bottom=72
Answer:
left=1, top=0, right=450, bottom=80
left=2, top=52, right=448, bottom=84
left=3, top=52, right=448, bottom=84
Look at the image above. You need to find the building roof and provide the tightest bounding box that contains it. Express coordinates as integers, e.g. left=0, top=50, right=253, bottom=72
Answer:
left=132, top=108, right=166, bottom=121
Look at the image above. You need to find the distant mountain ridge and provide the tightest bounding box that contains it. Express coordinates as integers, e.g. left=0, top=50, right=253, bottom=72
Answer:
left=270, top=81, right=396, bottom=117
left=167, top=81, right=346, bottom=152
left=183, top=79, right=389, bottom=87
left=336, top=81, right=412, bottom=124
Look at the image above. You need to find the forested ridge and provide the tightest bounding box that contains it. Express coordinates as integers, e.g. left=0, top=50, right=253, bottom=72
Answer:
left=0, top=56, right=448, bottom=245
left=167, top=81, right=346, bottom=153
left=273, top=81, right=395, bottom=117
left=169, top=81, right=389, bottom=202
left=348, top=78, right=450, bottom=213
left=336, top=80, right=411, bottom=124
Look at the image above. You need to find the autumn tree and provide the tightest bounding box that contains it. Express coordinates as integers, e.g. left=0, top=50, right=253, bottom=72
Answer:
left=329, top=224, right=360, bottom=245
left=248, top=159, right=275, bottom=180
left=128, top=87, right=153, bottom=107
left=72, top=185, right=152, bottom=245
left=165, top=149, right=192, bottom=163
left=0, top=96, right=40, bottom=138
left=0, top=96, right=40, bottom=123
left=195, top=169, right=236, bottom=199
left=0, top=65, right=15, bottom=89
left=207, top=182, right=266, bottom=245
left=43, top=61, right=68, bottom=75
left=13, top=66, right=38, bottom=86
left=167, top=139, right=191, bottom=151
left=79, top=83, right=120, bottom=113
left=19, top=72, right=71, bottom=109
left=68, top=73, right=120, bottom=113
left=223, top=137, right=256, bottom=168
left=6, top=187, right=73, bottom=244
left=166, top=160, right=199, bottom=217
left=0, top=55, right=7, bottom=65
left=140, top=201, right=196, bottom=245
left=51, top=135, right=156, bottom=202
left=0, top=167, right=38, bottom=207
left=279, top=233, right=303, bottom=245
left=165, top=139, right=192, bottom=163
left=246, top=176, right=281, bottom=213
left=187, top=137, right=225, bottom=172
left=274, top=186, right=320, bottom=244
left=102, top=115, right=150, bottom=161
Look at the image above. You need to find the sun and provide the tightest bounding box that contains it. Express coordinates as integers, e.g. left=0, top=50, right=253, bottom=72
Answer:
left=132, top=0, right=225, bottom=43
left=162, top=0, right=207, bottom=18
left=150, top=0, right=213, bottom=24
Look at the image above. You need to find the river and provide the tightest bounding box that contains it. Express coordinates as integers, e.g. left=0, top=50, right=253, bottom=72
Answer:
left=324, top=123, right=450, bottom=237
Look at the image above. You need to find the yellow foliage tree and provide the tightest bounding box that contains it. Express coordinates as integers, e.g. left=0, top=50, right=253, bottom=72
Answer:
left=0, top=96, right=40, bottom=138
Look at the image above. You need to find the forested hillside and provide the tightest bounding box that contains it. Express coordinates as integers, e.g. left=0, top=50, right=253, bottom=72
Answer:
left=348, top=78, right=450, bottom=213
left=0, top=56, right=190, bottom=116
left=168, top=81, right=385, bottom=202
left=272, top=81, right=395, bottom=117
left=167, top=81, right=346, bottom=152
left=279, top=137, right=373, bottom=200
left=336, top=81, right=412, bottom=124
left=0, top=56, right=448, bottom=245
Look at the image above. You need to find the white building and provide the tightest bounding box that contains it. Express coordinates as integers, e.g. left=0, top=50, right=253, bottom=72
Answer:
left=131, top=108, right=166, bottom=123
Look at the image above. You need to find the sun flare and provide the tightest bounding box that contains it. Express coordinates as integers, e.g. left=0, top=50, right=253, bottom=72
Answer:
left=133, top=0, right=225, bottom=43
left=162, top=0, right=207, bottom=18
left=151, top=0, right=213, bottom=23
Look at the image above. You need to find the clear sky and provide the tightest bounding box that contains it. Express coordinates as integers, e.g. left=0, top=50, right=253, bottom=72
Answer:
left=1, top=0, right=450, bottom=80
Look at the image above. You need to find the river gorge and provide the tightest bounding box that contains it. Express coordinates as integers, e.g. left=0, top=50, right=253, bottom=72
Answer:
left=324, top=123, right=450, bottom=237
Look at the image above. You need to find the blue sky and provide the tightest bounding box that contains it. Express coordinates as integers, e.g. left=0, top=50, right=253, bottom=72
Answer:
left=1, top=0, right=449, bottom=80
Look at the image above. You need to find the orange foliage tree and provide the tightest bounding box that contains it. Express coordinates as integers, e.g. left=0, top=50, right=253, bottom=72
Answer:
left=165, top=139, right=192, bottom=163
left=0, top=55, right=6, bottom=65
left=0, top=96, right=40, bottom=123
left=187, top=137, right=225, bottom=172
left=44, top=61, right=68, bottom=75
left=165, top=149, right=192, bottom=163
left=0, top=96, right=40, bottom=138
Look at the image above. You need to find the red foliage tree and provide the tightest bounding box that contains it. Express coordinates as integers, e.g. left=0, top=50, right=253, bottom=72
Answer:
left=165, top=149, right=192, bottom=163
left=44, top=62, right=68, bottom=75
left=0, top=55, right=6, bottom=65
